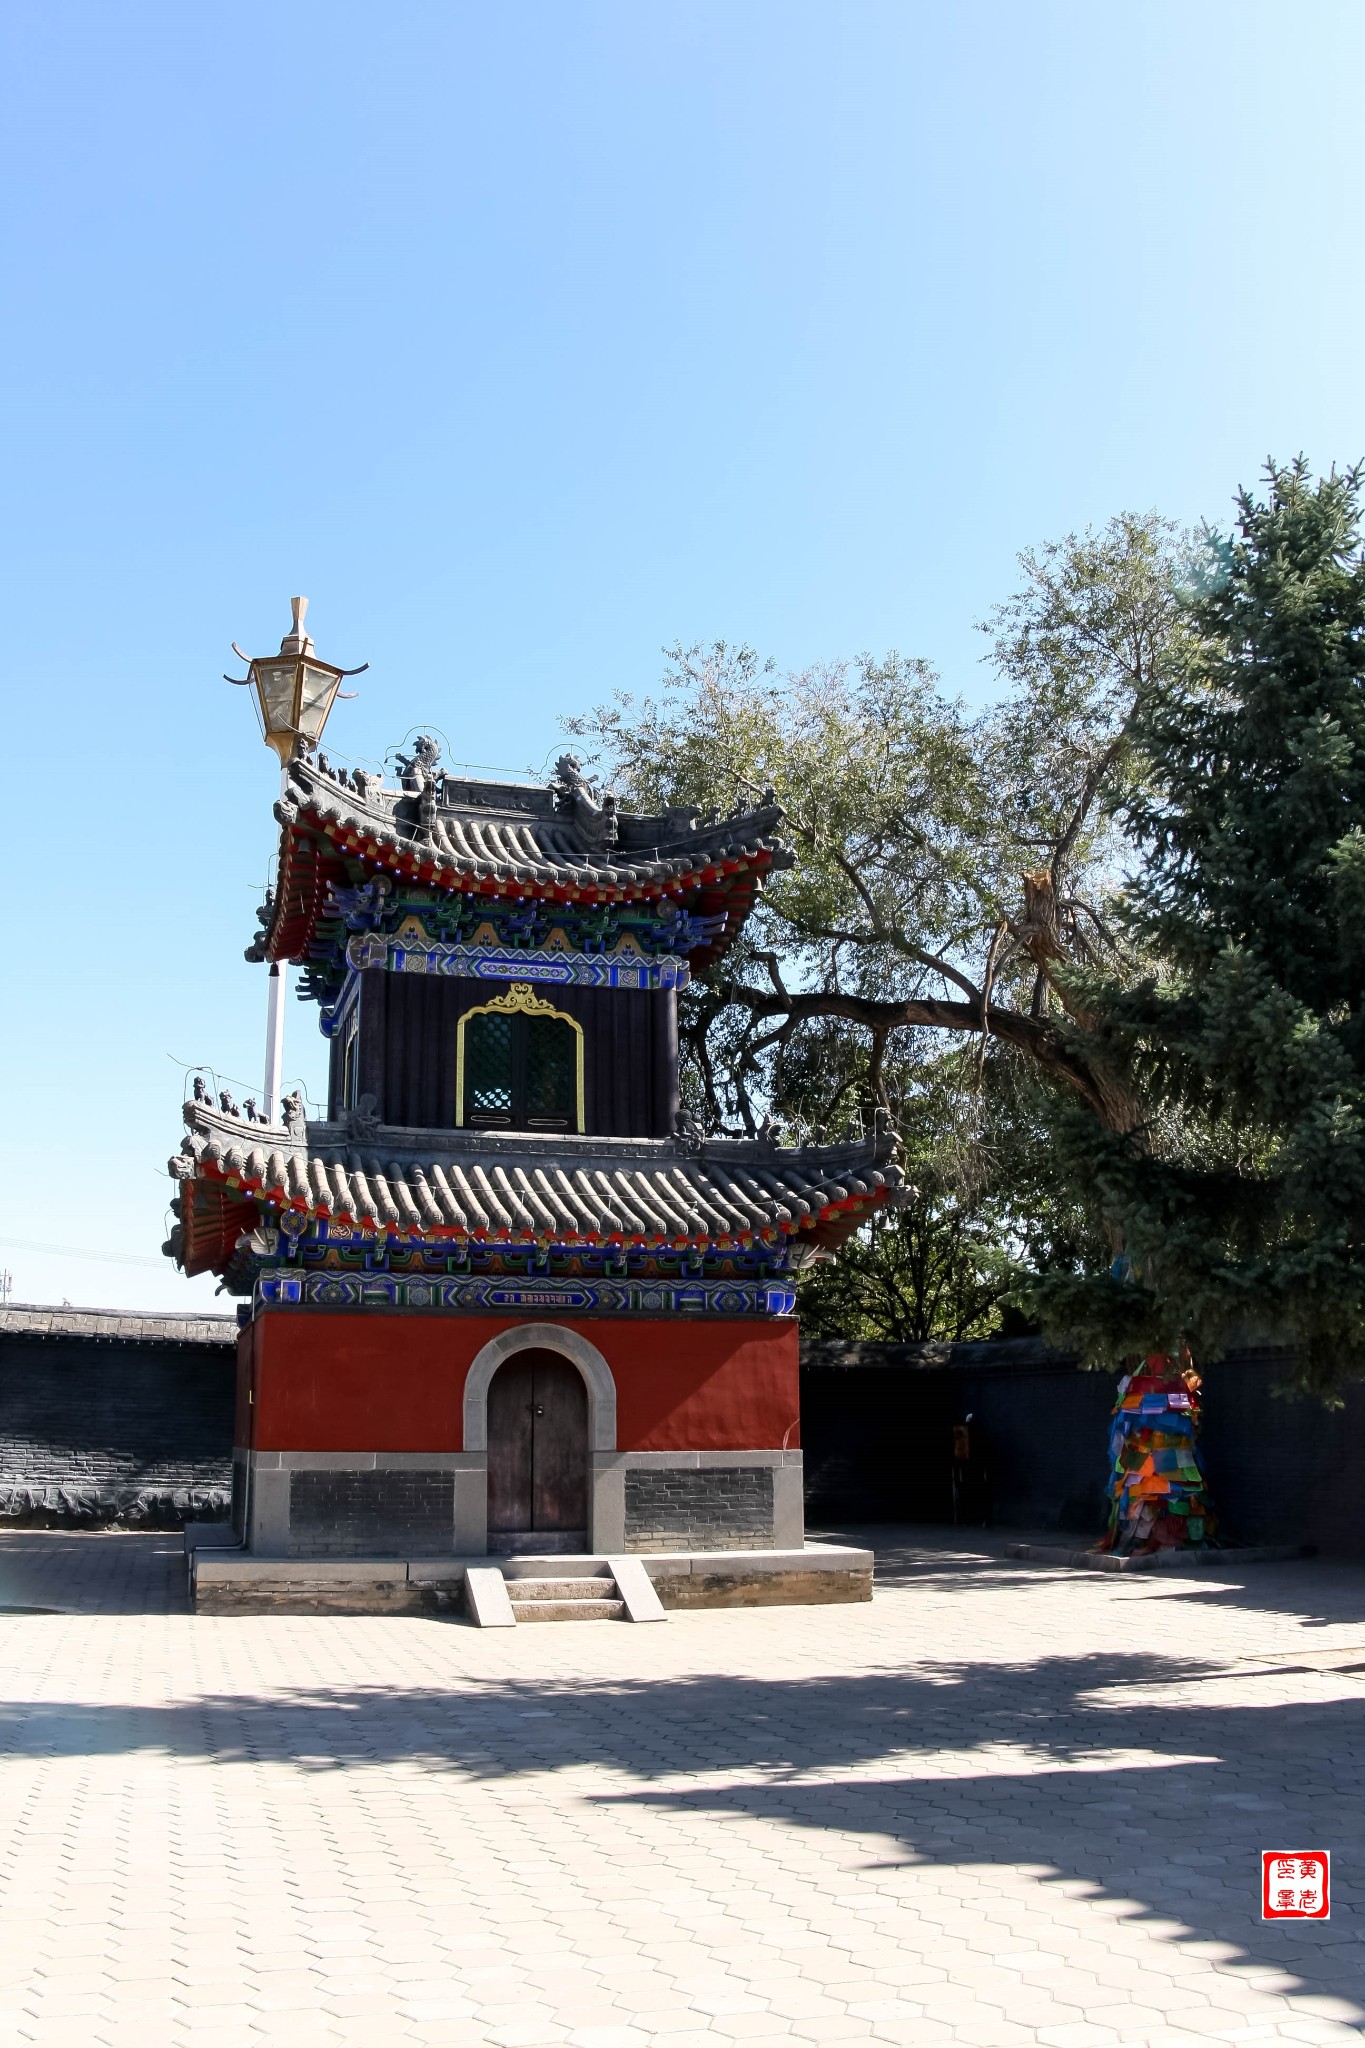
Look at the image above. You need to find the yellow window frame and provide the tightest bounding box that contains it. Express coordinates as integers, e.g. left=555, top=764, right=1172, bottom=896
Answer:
left=455, top=981, right=585, bottom=1132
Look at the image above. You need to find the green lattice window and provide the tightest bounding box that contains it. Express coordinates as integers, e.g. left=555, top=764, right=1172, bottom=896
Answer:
left=465, top=1012, right=514, bottom=1119
left=460, top=1008, right=580, bottom=1129
left=524, top=1015, right=576, bottom=1123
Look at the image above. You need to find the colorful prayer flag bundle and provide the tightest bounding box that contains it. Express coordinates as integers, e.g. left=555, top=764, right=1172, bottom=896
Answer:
left=1096, top=1350, right=1216, bottom=1554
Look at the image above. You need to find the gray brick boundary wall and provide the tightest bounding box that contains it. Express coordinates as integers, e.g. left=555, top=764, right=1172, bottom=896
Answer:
left=624, top=1466, right=775, bottom=1551
left=0, top=1305, right=237, bottom=1527
left=5, top=1303, right=1362, bottom=1554
left=800, top=1335, right=1365, bottom=1559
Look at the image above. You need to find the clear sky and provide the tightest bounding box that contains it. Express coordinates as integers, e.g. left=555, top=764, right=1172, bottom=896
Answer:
left=2, top=0, right=1363, bottom=1312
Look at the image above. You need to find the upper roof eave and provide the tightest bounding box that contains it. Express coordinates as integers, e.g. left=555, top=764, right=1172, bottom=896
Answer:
left=249, top=756, right=793, bottom=966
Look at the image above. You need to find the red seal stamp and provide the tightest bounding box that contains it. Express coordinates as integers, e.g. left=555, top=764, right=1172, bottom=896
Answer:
left=1262, top=1852, right=1330, bottom=1919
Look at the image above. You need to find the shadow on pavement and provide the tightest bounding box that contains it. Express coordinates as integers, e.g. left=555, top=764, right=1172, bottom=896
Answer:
left=0, top=1646, right=1360, bottom=2018
left=0, top=1532, right=188, bottom=1615
left=1, top=1525, right=1362, bottom=2022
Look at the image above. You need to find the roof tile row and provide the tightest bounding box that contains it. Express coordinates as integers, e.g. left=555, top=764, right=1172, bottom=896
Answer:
left=281, top=760, right=792, bottom=893
left=173, top=1108, right=906, bottom=1246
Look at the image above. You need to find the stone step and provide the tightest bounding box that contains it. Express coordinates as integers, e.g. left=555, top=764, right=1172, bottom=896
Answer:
left=510, top=1596, right=626, bottom=1622
left=509, top=1577, right=618, bottom=1602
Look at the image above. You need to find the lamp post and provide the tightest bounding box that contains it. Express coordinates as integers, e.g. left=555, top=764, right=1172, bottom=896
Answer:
left=227, top=595, right=367, bottom=766
left=226, top=599, right=367, bottom=1123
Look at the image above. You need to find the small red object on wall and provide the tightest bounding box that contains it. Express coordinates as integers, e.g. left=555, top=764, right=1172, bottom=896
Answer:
left=1262, top=1851, right=1330, bottom=1919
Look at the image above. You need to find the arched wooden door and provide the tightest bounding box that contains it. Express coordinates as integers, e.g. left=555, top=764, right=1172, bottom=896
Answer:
left=486, top=1349, right=589, bottom=1550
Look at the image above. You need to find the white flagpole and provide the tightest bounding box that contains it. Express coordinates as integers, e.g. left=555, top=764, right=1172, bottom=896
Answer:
left=264, top=962, right=287, bottom=1123
left=264, top=757, right=290, bottom=1125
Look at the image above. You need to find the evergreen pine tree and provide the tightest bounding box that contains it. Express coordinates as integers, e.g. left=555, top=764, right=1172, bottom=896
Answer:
left=1032, top=460, right=1365, bottom=1402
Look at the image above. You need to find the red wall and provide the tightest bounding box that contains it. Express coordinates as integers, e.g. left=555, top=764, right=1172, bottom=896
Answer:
left=239, top=1312, right=800, bottom=1454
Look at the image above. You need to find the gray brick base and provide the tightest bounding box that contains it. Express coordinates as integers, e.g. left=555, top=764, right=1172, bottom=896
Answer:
left=288, top=1470, right=454, bottom=1557
left=624, top=1466, right=775, bottom=1551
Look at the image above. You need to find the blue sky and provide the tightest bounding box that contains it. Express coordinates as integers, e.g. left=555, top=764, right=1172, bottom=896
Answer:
left=3, top=0, right=1363, bottom=1311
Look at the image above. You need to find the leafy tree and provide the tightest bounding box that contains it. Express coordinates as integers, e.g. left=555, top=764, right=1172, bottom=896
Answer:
left=1027, top=461, right=1365, bottom=1395
left=569, top=513, right=1187, bottom=1144
left=566, top=521, right=1177, bottom=1342
left=795, top=1046, right=1102, bottom=1342
left=574, top=466, right=1365, bottom=1400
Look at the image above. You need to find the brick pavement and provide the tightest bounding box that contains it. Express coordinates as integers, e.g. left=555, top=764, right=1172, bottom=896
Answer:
left=0, top=1526, right=1361, bottom=2048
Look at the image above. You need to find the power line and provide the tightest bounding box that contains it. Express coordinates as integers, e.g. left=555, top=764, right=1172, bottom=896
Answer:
left=0, top=1236, right=167, bottom=1270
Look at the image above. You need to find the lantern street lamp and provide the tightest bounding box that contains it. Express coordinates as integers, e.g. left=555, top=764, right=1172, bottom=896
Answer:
left=225, top=595, right=367, bottom=765
left=224, top=598, right=368, bottom=1127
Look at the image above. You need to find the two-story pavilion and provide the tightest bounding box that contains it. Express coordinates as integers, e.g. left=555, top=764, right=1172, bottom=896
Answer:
left=168, top=732, right=905, bottom=1593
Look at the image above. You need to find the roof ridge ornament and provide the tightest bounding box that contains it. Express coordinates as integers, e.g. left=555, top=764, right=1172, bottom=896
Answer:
left=346, top=1093, right=381, bottom=1145
left=674, top=1106, right=705, bottom=1157
left=395, top=733, right=442, bottom=843
left=551, top=752, right=619, bottom=855
left=551, top=753, right=596, bottom=805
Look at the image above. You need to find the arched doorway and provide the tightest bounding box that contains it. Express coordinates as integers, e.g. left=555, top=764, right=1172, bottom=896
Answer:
left=486, top=1348, right=589, bottom=1553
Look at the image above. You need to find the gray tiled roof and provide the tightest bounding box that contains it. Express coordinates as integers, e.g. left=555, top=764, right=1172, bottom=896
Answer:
left=280, top=758, right=793, bottom=892
left=171, top=1105, right=908, bottom=1247
left=0, top=1304, right=237, bottom=1346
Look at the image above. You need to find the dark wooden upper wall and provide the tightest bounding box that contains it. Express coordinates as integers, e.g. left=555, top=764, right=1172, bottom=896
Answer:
left=329, top=971, right=679, bottom=1138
